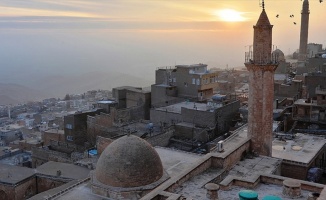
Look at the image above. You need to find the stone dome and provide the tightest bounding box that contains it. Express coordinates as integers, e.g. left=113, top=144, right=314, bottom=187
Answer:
left=272, top=49, right=285, bottom=62
left=95, top=135, right=164, bottom=188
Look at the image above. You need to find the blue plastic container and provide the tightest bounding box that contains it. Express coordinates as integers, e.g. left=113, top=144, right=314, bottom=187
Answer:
left=238, top=190, right=258, bottom=200
left=262, top=195, right=282, bottom=200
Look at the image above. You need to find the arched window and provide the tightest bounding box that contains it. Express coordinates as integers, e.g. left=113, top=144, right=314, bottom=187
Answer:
left=0, top=190, right=8, bottom=200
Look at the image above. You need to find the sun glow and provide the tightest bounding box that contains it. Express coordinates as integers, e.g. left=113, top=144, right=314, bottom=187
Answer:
left=214, top=9, right=246, bottom=22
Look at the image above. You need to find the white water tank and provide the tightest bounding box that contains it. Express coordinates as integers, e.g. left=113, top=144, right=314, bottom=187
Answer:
left=217, top=141, right=224, bottom=152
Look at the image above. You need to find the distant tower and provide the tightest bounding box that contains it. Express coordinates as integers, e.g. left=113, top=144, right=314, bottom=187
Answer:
left=8, top=106, right=11, bottom=119
left=244, top=1, right=278, bottom=156
left=298, top=0, right=310, bottom=61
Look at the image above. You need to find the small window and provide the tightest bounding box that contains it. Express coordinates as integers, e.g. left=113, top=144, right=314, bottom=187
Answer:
left=66, top=135, right=74, bottom=141
left=196, top=79, right=200, bottom=85
left=66, top=124, right=73, bottom=129
left=192, top=78, right=196, bottom=84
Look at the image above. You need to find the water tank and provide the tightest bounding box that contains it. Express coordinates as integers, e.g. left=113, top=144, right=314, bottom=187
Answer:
left=212, top=94, right=226, bottom=102
left=239, top=190, right=258, bottom=200
left=217, top=141, right=224, bottom=152
left=262, top=195, right=282, bottom=200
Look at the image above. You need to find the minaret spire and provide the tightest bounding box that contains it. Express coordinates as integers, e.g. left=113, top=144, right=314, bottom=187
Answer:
left=244, top=2, right=278, bottom=156
left=298, top=0, right=310, bottom=62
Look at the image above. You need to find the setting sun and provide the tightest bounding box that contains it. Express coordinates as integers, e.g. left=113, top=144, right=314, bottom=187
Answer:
left=214, top=9, right=246, bottom=22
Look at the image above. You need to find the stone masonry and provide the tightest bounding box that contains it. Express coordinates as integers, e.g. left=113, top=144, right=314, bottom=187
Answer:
left=245, top=7, right=278, bottom=156
left=298, top=0, right=310, bottom=62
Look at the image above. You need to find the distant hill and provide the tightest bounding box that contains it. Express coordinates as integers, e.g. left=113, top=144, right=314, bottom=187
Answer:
left=26, top=71, right=154, bottom=98
left=0, top=71, right=154, bottom=104
left=0, top=83, right=50, bottom=105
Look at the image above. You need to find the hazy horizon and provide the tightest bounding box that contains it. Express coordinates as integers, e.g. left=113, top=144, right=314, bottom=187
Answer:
left=0, top=0, right=325, bottom=97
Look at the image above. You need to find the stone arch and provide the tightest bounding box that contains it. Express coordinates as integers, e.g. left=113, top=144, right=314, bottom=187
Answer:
left=0, top=190, right=8, bottom=200
left=24, top=185, right=34, bottom=198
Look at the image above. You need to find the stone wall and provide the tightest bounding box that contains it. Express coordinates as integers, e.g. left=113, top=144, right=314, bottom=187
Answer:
left=214, top=100, right=241, bottom=135
left=0, top=185, right=14, bottom=200
left=166, top=156, right=212, bottom=193
left=151, top=84, right=179, bottom=108
left=174, top=124, right=208, bottom=142
left=212, top=139, right=250, bottom=170
left=115, top=105, right=147, bottom=123
left=281, top=162, right=308, bottom=180
left=274, top=80, right=302, bottom=99
left=305, top=75, right=326, bottom=98
left=87, top=113, right=114, bottom=145
left=146, top=130, right=174, bottom=147
left=96, top=136, right=114, bottom=155
left=150, top=109, right=183, bottom=126
left=43, top=131, right=65, bottom=146
left=181, top=108, right=215, bottom=127
left=36, top=176, right=67, bottom=194
left=34, top=142, right=86, bottom=166
left=14, top=177, right=37, bottom=200
left=0, top=176, right=36, bottom=200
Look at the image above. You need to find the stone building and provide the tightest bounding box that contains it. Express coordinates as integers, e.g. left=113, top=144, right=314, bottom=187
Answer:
left=42, top=129, right=65, bottom=146
left=0, top=164, right=36, bottom=200
left=112, top=86, right=151, bottom=120
left=31, top=140, right=85, bottom=168
left=307, top=43, right=323, bottom=58
left=305, top=73, right=326, bottom=98
left=150, top=99, right=240, bottom=137
left=151, top=64, right=219, bottom=106
left=0, top=161, right=90, bottom=200
left=274, top=79, right=303, bottom=100
left=244, top=4, right=278, bottom=156
left=64, top=109, right=103, bottom=145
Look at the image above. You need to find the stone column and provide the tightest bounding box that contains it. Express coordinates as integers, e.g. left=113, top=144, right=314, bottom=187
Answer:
left=283, top=179, right=301, bottom=198
left=205, top=183, right=219, bottom=200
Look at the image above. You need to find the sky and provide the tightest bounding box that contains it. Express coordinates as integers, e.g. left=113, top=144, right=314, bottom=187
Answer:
left=0, top=0, right=325, bottom=89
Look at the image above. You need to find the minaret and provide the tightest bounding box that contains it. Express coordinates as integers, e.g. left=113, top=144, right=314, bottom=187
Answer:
left=298, top=0, right=310, bottom=61
left=244, top=1, right=278, bottom=156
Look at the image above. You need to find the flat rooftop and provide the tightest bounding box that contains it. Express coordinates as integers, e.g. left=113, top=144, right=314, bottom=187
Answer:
left=155, top=147, right=202, bottom=178
left=272, top=133, right=326, bottom=164
left=36, top=161, right=90, bottom=180
left=155, top=101, right=212, bottom=113
left=219, top=184, right=310, bottom=200
left=175, top=156, right=282, bottom=199
left=36, top=182, right=102, bottom=200
left=294, top=99, right=318, bottom=106
left=44, top=129, right=64, bottom=134
left=211, top=125, right=249, bottom=157
left=0, top=163, right=35, bottom=184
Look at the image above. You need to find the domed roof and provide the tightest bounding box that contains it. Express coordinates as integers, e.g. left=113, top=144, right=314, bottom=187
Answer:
left=272, top=49, right=285, bottom=62
left=95, top=135, right=164, bottom=188
left=273, top=49, right=284, bottom=56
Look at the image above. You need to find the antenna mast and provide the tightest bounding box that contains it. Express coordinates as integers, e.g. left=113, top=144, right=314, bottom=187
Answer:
left=259, top=0, right=265, bottom=9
